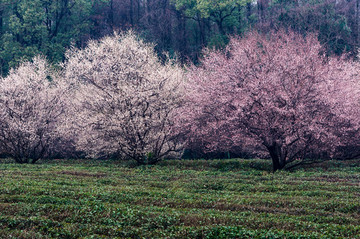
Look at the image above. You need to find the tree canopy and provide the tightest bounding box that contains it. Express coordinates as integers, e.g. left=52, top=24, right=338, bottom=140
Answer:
left=1, top=0, right=359, bottom=76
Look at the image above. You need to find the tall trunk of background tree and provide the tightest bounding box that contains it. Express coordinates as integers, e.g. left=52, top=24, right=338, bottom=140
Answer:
left=246, top=2, right=252, bottom=23
left=257, top=0, right=270, bottom=25
left=109, top=0, right=114, bottom=30
left=216, top=18, right=225, bottom=36
left=0, top=3, right=2, bottom=75
left=50, top=0, right=71, bottom=39
left=0, top=7, right=3, bottom=36
left=147, top=0, right=152, bottom=27
left=197, top=16, right=206, bottom=46
left=130, top=0, right=134, bottom=26
left=162, top=0, right=171, bottom=50
left=175, top=9, right=187, bottom=62
left=258, top=0, right=264, bottom=24
left=137, top=0, right=140, bottom=25
left=356, top=0, right=360, bottom=45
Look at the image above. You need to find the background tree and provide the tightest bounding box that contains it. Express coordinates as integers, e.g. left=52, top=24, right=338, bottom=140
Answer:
left=182, top=30, right=360, bottom=171
left=0, top=0, right=95, bottom=75
left=264, top=0, right=356, bottom=56
left=173, top=0, right=251, bottom=58
left=0, top=56, right=66, bottom=163
left=2, top=0, right=359, bottom=76
left=64, top=31, right=185, bottom=165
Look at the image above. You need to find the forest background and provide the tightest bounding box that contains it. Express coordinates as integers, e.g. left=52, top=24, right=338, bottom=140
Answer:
left=1, top=0, right=359, bottom=76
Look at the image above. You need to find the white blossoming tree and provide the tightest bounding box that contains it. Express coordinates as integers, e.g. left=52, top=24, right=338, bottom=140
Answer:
left=0, top=56, right=66, bottom=163
left=64, top=32, right=185, bottom=165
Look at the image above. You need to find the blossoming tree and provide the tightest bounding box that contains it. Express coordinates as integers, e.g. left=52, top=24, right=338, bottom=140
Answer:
left=0, top=57, right=66, bottom=163
left=182, top=30, right=360, bottom=171
left=64, top=32, right=185, bottom=165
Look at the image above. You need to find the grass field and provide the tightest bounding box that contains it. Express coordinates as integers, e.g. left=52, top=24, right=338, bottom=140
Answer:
left=0, top=159, right=359, bottom=238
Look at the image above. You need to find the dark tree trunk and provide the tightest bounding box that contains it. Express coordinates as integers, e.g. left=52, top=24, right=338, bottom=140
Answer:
left=109, top=0, right=114, bottom=30
left=266, top=143, right=287, bottom=172
left=197, top=16, right=206, bottom=46
left=130, top=0, right=134, bottom=26
left=147, top=0, right=152, bottom=27
left=50, top=0, right=71, bottom=39
left=0, top=8, right=3, bottom=36
left=134, top=155, right=160, bottom=165
left=14, top=156, right=28, bottom=164
left=246, top=2, right=252, bottom=21
left=217, top=18, right=225, bottom=36
left=175, top=9, right=187, bottom=62
left=162, top=0, right=172, bottom=50
left=137, top=0, right=140, bottom=24
left=356, top=0, right=360, bottom=44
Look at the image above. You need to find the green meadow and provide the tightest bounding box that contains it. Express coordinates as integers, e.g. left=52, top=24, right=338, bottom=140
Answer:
left=0, top=159, right=359, bottom=238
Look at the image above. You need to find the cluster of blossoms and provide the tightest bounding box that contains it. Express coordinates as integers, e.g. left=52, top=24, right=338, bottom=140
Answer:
left=1, top=30, right=359, bottom=170
left=181, top=31, right=360, bottom=170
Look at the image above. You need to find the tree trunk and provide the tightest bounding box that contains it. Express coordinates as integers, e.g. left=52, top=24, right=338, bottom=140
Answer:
left=356, top=0, right=360, bottom=45
left=199, top=17, right=206, bottom=46
left=266, top=143, right=286, bottom=172
left=175, top=9, right=186, bottom=62
left=134, top=155, right=160, bottom=165
left=147, top=0, right=152, bottom=27
left=246, top=2, right=252, bottom=23
left=109, top=0, right=114, bottom=30
left=130, top=0, right=134, bottom=26
left=14, top=156, right=28, bottom=164
left=0, top=7, right=3, bottom=36
left=163, top=0, right=172, bottom=50
left=217, top=18, right=225, bottom=36
left=31, top=158, right=40, bottom=164
left=136, top=0, right=140, bottom=26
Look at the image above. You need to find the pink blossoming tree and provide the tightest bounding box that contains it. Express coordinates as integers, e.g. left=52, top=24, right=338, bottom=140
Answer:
left=182, top=30, right=360, bottom=171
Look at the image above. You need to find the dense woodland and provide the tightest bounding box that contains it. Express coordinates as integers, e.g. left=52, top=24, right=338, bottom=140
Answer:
left=1, top=0, right=360, bottom=75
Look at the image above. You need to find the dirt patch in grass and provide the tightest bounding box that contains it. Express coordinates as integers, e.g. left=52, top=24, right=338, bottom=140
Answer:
left=297, top=175, right=360, bottom=186
left=58, top=170, right=107, bottom=178
left=0, top=203, right=20, bottom=216
left=134, top=198, right=313, bottom=216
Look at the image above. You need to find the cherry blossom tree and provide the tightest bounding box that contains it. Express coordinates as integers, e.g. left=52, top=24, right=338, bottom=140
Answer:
left=182, top=30, right=360, bottom=171
left=0, top=56, right=67, bottom=163
left=64, top=31, right=185, bottom=165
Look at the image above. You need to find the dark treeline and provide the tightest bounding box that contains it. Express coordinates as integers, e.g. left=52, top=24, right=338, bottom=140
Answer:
left=0, top=0, right=359, bottom=76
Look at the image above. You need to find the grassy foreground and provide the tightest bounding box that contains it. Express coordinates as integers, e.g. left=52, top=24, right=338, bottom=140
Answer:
left=0, top=159, right=359, bottom=238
